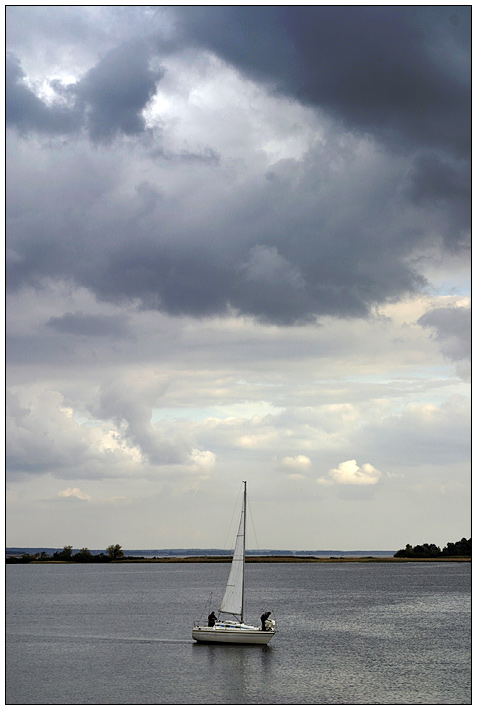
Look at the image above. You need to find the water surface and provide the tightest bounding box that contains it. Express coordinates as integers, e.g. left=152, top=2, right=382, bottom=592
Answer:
left=6, top=562, right=471, bottom=704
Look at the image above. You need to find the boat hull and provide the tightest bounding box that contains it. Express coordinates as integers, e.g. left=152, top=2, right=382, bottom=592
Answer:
left=192, top=624, right=275, bottom=645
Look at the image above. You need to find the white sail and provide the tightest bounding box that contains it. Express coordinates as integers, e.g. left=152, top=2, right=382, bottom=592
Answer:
left=219, top=488, right=245, bottom=617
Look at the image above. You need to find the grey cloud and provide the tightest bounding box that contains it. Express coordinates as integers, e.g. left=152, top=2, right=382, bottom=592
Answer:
left=173, top=7, right=470, bottom=257
left=96, top=245, right=235, bottom=319
left=406, top=155, right=471, bottom=205
left=91, top=148, right=428, bottom=324
left=6, top=140, right=430, bottom=325
left=6, top=378, right=193, bottom=480
left=93, top=378, right=190, bottom=466
left=96, top=243, right=325, bottom=325
left=357, top=395, right=470, bottom=468
left=8, top=6, right=471, bottom=158
left=47, top=311, right=129, bottom=338
left=176, top=6, right=470, bottom=158
left=6, top=389, right=97, bottom=478
left=6, top=53, right=78, bottom=135
left=150, top=146, right=220, bottom=164
left=5, top=7, right=470, bottom=325
left=73, top=42, right=163, bottom=141
left=7, top=6, right=166, bottom=57
left=403, top=153, right=471, bottom=249
left=418, top=305, right=471, bottom=363
left=6, top=42, right=163, bottom=142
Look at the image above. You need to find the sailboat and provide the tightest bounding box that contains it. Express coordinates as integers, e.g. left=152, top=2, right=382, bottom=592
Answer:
left=192, top=481, right=277, bottom=644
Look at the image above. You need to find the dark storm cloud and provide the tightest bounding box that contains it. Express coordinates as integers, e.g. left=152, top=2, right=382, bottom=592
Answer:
left=6, top=42, right=163, bottom=141
left=6, top=145, right=428, bottom=325
left=403, top=153, right=471, bottom=249
left=176, top=6, right=471, bottom=157
left=8, top=6, right=470, bottom=155
left=172, top=6, right=471, bottom=258
left=5, top=6, right=470, bottom=325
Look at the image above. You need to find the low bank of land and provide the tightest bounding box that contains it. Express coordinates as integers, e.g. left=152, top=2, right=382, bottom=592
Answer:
left=126, top=555, right=471, bottom=563
left=21, top=555, right=471, bottom=564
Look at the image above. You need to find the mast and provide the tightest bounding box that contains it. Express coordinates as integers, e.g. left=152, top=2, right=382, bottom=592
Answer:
left=241, top=481, right=246, bottom=624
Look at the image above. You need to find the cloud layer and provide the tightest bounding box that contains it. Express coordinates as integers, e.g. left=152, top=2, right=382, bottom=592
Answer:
left=6, top=7, right=470, bottom=549
left=6, top=7, right=470, bottom=326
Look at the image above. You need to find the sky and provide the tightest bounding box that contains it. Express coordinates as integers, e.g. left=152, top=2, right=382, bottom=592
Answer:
left=6, top=6, right=471, bottom=551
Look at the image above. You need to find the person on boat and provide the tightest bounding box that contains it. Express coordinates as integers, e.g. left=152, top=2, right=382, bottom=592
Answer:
left=208, top=611, right=217, bottom=627
left=261, top=611, right=271, bottom=630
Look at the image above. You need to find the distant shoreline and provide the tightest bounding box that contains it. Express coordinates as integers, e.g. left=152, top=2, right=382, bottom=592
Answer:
left=20, top=555, right=471, bottom=564
left=114, top=555, right=471, bottom=564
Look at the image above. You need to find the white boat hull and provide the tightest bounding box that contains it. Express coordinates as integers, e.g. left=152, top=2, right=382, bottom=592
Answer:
left=192, top=623, right=275, bottom=645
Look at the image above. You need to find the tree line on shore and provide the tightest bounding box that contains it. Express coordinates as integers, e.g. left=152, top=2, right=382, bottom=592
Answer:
left=394, top=537, right=471, bottom=558
left=7, top=538, right=471, bottom=563
left=7, top=544, right=126, bottom=563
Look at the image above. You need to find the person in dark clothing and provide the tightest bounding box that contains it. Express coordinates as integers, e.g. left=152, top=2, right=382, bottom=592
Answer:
left=261, top=611, right=271, bottom=630
left=208, top=611, right=217, bottom=627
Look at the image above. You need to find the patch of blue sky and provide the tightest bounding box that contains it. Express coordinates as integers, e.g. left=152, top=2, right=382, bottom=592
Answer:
left=425, top=269, right=471, bottom=297
left=332, top=367, right=453, bottom=384
left=151, top=402, right=285, bottom=423
left=151, top=407, right=221, bottom=422
left=331, top=371, right=467, bottom=409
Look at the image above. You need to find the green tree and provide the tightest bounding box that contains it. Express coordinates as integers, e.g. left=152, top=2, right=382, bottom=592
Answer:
left=52, top=545, right=74, bottom=561
left=395, top=537, right=471, bottom=558
left=74, top=547, right=93, bottom=562
left=106, top=544, right=124, bottom=560
left=21, top=552, right=39, bottom=563
left=395, top=544, right=415, bottom=558
left=442, top=537, right=471, bottom=557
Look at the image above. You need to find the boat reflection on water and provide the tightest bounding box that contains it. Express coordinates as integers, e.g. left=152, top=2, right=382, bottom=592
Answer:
left=193, top=642, right=274, bottom=701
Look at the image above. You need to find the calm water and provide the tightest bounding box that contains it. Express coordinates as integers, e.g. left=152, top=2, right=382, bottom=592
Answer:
left=6, top=562, right=471, bottom=704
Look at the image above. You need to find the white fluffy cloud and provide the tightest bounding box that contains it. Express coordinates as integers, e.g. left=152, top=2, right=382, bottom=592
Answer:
left=189, top=448, right=216, bottom=473
left=318, top=459, right=382, bottom=486
left=281, top=455, right=312, bottom=473
left=6, top=387, right=144, bottom=480
left=58, top=487, right=92, bottom=502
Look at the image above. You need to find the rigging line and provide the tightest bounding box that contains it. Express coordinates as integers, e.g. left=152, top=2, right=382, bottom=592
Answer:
left=247, top=496, right=260, bottom=553
left=221, top=483, right=242, bottom=552
left=196, top=591, right=213, bottom=624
